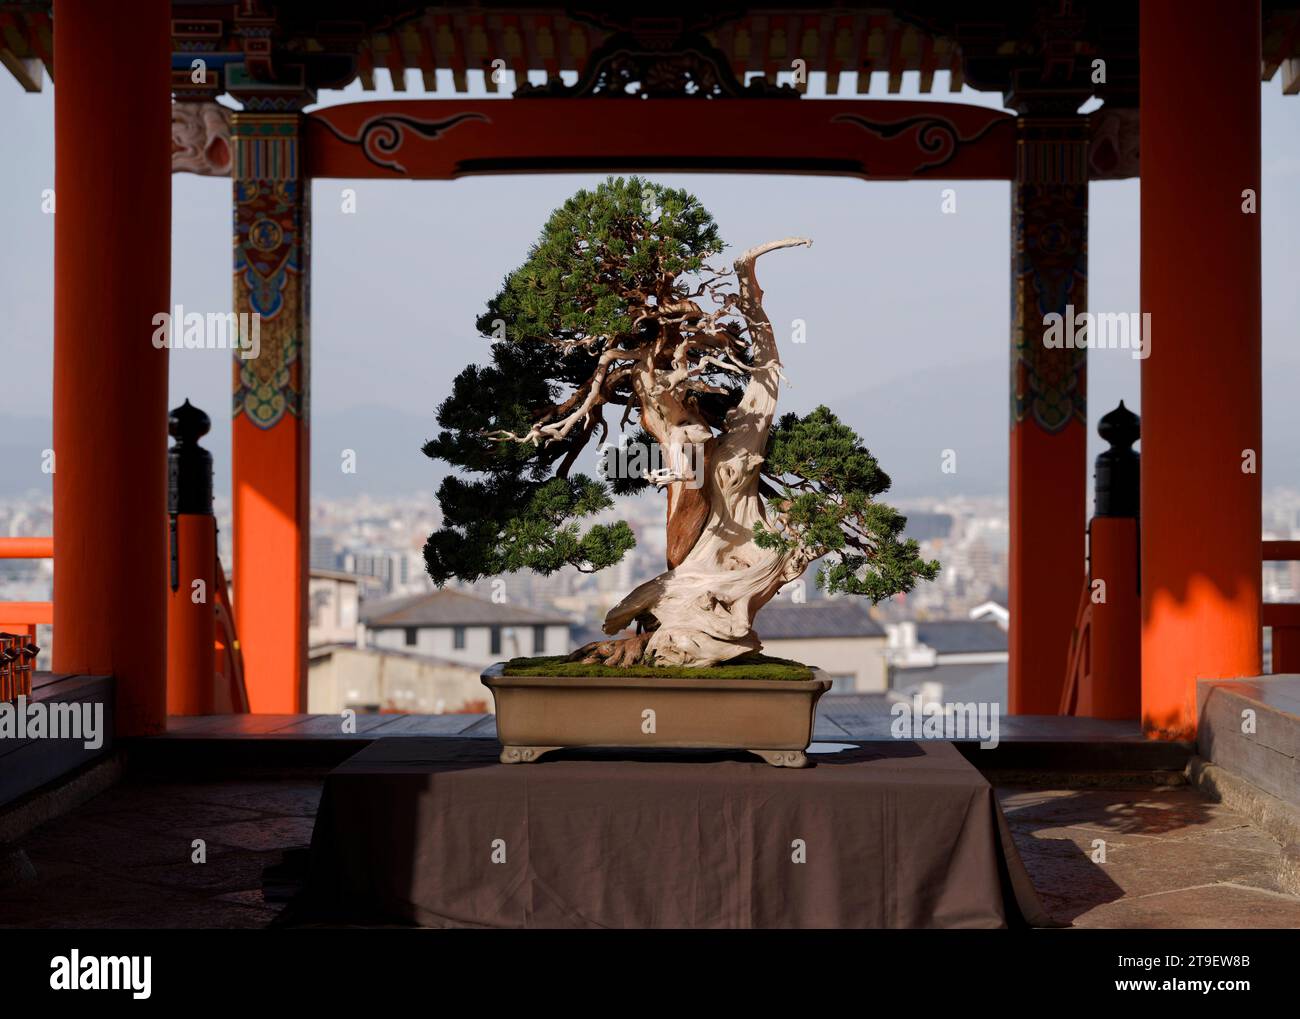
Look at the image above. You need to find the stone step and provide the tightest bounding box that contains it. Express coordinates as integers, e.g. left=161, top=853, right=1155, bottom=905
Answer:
left=1198, top=675, right=1300, bottom=810
left=0, top=673, right=114, bottom=810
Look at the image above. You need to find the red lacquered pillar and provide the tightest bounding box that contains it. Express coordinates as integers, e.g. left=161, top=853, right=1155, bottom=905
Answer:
left=230, top=111, right=311, bottom=713
left=52, top=0, right=171, bottom=734
left=1008, top=113, right=1090, bottom=714
left=1140, top=0, right=1262, bottom=738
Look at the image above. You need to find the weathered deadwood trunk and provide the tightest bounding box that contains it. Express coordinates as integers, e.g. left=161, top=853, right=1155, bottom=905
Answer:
left=633, top=347, right=713, bottom=571
left=602, top=238, right=814, bottom=666
left=664, top=463, right=711, bottom=570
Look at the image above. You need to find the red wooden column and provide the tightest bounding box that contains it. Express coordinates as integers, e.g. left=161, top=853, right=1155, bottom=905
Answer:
left=1007, top=114, right=1089, bottom=714
left=52, top=0, right=171, bottom=735
left=1140, top=0, right=1262, bottom=739
left=230, top=111, right=311, bottom=712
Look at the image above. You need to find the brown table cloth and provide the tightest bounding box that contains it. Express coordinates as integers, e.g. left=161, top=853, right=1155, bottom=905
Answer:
left=294, top=737, right=1057, bottom=928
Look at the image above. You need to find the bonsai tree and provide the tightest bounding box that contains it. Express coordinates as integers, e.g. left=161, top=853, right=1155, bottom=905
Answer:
left=424, top=177, right=938, bottom=668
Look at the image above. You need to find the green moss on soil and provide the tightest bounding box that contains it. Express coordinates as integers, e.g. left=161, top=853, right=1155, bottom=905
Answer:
left=501, top=654, right=815, bottom=681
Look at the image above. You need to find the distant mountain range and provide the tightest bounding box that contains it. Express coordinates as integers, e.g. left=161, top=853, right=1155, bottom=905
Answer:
left=0, top=413, right=52, bottom=498
left=3, top=355, right=1299, bottom=499
left=0, top=404, right=448, bottom=500
left=827, top=357, right=1008, bottom=499
left=307, top=358, right=1014, bottom=500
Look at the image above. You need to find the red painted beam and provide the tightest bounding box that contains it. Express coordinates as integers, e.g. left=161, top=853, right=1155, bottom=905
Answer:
left=0, top=537, right=53, bottom=558
left=1263, top=540, right=1300, bottom=561
left=0, top=603, right=53, bottom=626
left=304, top=98, right=1015, bottom=181
left=1263, top=604, right=1300, bottom=628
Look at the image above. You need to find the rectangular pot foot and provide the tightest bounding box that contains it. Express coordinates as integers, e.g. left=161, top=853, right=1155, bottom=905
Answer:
left=500, top=745, right=561, bottom=764
left=750, top=749, right=809, bottom=768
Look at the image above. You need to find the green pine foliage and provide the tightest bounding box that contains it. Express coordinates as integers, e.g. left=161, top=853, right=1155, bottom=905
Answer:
left=424, top=177, right=718, bottom=583
left=754, top=406, right=940, bottom=601
left=475, top=175, right=721, bottom=345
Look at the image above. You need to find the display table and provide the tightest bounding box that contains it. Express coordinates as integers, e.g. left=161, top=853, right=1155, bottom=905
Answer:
left=293, top=737, right=1056, bottom=928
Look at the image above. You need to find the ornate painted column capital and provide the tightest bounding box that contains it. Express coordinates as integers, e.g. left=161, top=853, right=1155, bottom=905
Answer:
left=1011, top=112, right=1089, bottom=434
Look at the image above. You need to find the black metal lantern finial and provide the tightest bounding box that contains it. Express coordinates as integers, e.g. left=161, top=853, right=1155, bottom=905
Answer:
left=168, top=399, right=213, bottom=517
left=1094, top=400, right=1140, bottom=518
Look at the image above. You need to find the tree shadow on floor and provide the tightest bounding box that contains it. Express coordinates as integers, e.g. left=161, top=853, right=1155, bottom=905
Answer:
left=997, top=786, right=1227, bottom=923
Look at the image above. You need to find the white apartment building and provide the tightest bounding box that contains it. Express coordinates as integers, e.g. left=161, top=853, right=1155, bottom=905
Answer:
left=360, top=588, right=572, bottom=666
left=308, top=569, right=362, bottom=647
left=755, top=600, right=890, bottom=693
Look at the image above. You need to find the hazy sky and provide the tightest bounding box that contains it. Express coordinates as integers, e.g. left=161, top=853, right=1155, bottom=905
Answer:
left=2, top=69, right=1298, bottom=498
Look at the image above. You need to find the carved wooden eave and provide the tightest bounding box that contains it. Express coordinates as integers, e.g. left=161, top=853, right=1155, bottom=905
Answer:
left=4, top=1, right=1295, bottom=186
left=3, top=2, right=1300, bottom=99
left=172, top=100, right=233, bottom=175
left=346, top=8, right=969, bottom=97
left=0, top=4, right=51, bottom=91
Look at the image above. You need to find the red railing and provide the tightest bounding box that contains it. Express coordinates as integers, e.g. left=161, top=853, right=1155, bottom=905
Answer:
left=1263, top=540, right=1300, bottom=673
left=213, top=557, right=249, bottom=712
left=0, top=536, right=52, bottom=631
left=0, top=534, right=248, bottom=711
left=0, top=537, right=49, bottom=699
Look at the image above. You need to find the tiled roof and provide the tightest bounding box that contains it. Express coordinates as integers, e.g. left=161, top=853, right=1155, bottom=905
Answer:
left=308, top=642, right=482, bottom=671
left=756, top=600, right=885, bottom=641
left=889, top=662, right=1007, bottom=704
left=915, top=620, right=1008, bottom=654
left=310, top=568, right=361, bottom=583
left=360, top=588, right=570, bottom=628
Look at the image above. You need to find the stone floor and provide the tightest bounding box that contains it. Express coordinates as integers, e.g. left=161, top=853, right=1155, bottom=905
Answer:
left=0, top=776, right=322, bottom=928
left=999, top=786, right=1300, bottom=928
left=2, top=774, right=1298, bottom=928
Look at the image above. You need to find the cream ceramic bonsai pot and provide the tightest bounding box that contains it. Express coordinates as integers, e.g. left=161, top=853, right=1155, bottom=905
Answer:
left=481, top=660, right=832, bottom=768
